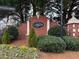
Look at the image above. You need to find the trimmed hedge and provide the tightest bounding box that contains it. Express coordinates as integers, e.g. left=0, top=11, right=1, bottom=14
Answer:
left=63, top=36, right=79, bottom=51
left=48, top=26, right=66, bottom=37
left=6, top=26, right=19, bottom=41
left=0, top=45, right=38, bottom=59
left=37, top=35, right=66, bottom=53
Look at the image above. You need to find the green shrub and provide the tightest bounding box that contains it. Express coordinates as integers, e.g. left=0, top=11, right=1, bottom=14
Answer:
left=0, top=35, right=2, bottom=43
left=28, top=28, right=37, bottom=47
left=6, top=26, right=19, bottom=41
left=48, top=26, right=66, bottom=37
left=0, top=45, right=38, bottom=59
left=0, top=31, right=3, bottom=43
left=63, top=36, right=79, bottom=51
left=37, top=35, right=66, bottom=53
left=1, top=31, right=10, bottom=44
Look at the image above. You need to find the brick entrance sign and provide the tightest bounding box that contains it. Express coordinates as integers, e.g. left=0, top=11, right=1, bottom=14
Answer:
left=26, top=16, right=59, bottom=36
left=26, top=16, right=58, bottom=36
left=19, top=16, right=58, bottom=37
left=29, top=16, right=49, bottom=36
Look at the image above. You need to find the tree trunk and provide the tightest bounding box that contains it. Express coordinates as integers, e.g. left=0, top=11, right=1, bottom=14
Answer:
left=32, top=3, right=36, bottom=16
left=20, top=11, right=24, bottom=23
left=63, top=10, right=67, bottom=25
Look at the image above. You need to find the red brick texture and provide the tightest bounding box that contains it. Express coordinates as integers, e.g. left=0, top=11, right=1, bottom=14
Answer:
left=67, top=23, right=79, bottom=37
left=30, top=16, right=59, bottom=36
left=11, top=23, right=27, bottom=46
left=18, top=23, right=27, bottom=40
left=17, top=16, right=59, bottom=37
left=30, top=16, right=47, bottom=36
left=50, top=20, right=59, bottom=28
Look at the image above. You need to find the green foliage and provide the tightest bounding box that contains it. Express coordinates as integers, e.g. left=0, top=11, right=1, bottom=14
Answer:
left=63, top=36, right=79, bottom=51
left=48, top=27, right=66, bottom=37
left=37, top=35, right=66, bottom=53
left=6, top=26, right=19, bottom=41
left=0, top=0, right=18, bottom=6
left=31, top=0, right=47, bottom=15
left=0, top=34, right=2, bottom=43
left=63, top=0, right=72, bottom=10
left=0, top=45, right=38, bottom=59
left=2, top=31, right=10, bottom=44
left=28, top=28, right=37, bottom=47
left=0, top=26, right=19, bottom=44
left=48, top=27, right=60, bottom=37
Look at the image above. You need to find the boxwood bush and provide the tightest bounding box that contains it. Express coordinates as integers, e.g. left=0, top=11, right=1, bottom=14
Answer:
left=63, top=36, right=79, bottom=51
left=48, top=26, right=66, bottom=37
left=0, top=45, right=38, bottom=59
left=6, top=26, right=19, bottom=41
left=37, top=35, right=66, bottom=53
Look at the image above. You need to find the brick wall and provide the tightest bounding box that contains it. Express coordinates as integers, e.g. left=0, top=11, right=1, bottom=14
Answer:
left=18, top=16, right=58, bottom=36
left=50, top=20, right=59, bottom=28
left=18, top=23, right=27, bottom=39
left=67, top=23, right=79, bottom=37
left=30, top=16, right=47, bottom=36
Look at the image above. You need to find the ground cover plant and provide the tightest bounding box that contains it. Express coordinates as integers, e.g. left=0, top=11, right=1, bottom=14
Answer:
left=0, top=45, right=38, bottom=59
left=63, top=36, right=79, bottom=51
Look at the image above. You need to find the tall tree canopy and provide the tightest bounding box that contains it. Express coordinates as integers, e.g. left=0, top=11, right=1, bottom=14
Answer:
left=0, top=0, right=79, bottom=24
left=44, top=0, right=79, bottom=25
left=63, top=0, right=79, bottom=24
left=0, top=0, right=18, bottom=7
left=44, top=1, right=61, bottom=21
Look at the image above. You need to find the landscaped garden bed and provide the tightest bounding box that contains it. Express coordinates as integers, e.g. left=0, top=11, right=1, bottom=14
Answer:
left=0, top=26, right=19, bottom=44
left=37, top=35, right=66, bottom=53
left=0, top=45, right=38, bottom=59
left=63, top=36, right=79, bottom=51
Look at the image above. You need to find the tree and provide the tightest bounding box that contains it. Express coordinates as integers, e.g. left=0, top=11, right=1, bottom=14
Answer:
left=16, top=0, right=48, bottom=22
left=44, top=0, right=79, bottom=25
left=72, top=0, right=79, bottom=18
left=63, top=0, right=76, bottom=23
left=0, top=0, right=18, bottom=7
left=0, top=0, right=79, bottom=24
left=31, top=0, right=47, bottom=16
left=16, top=0, right=31, bottom=23
left=44, top=1, right=61, bottom=21
left=0, top=0, right=31, bottom=23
